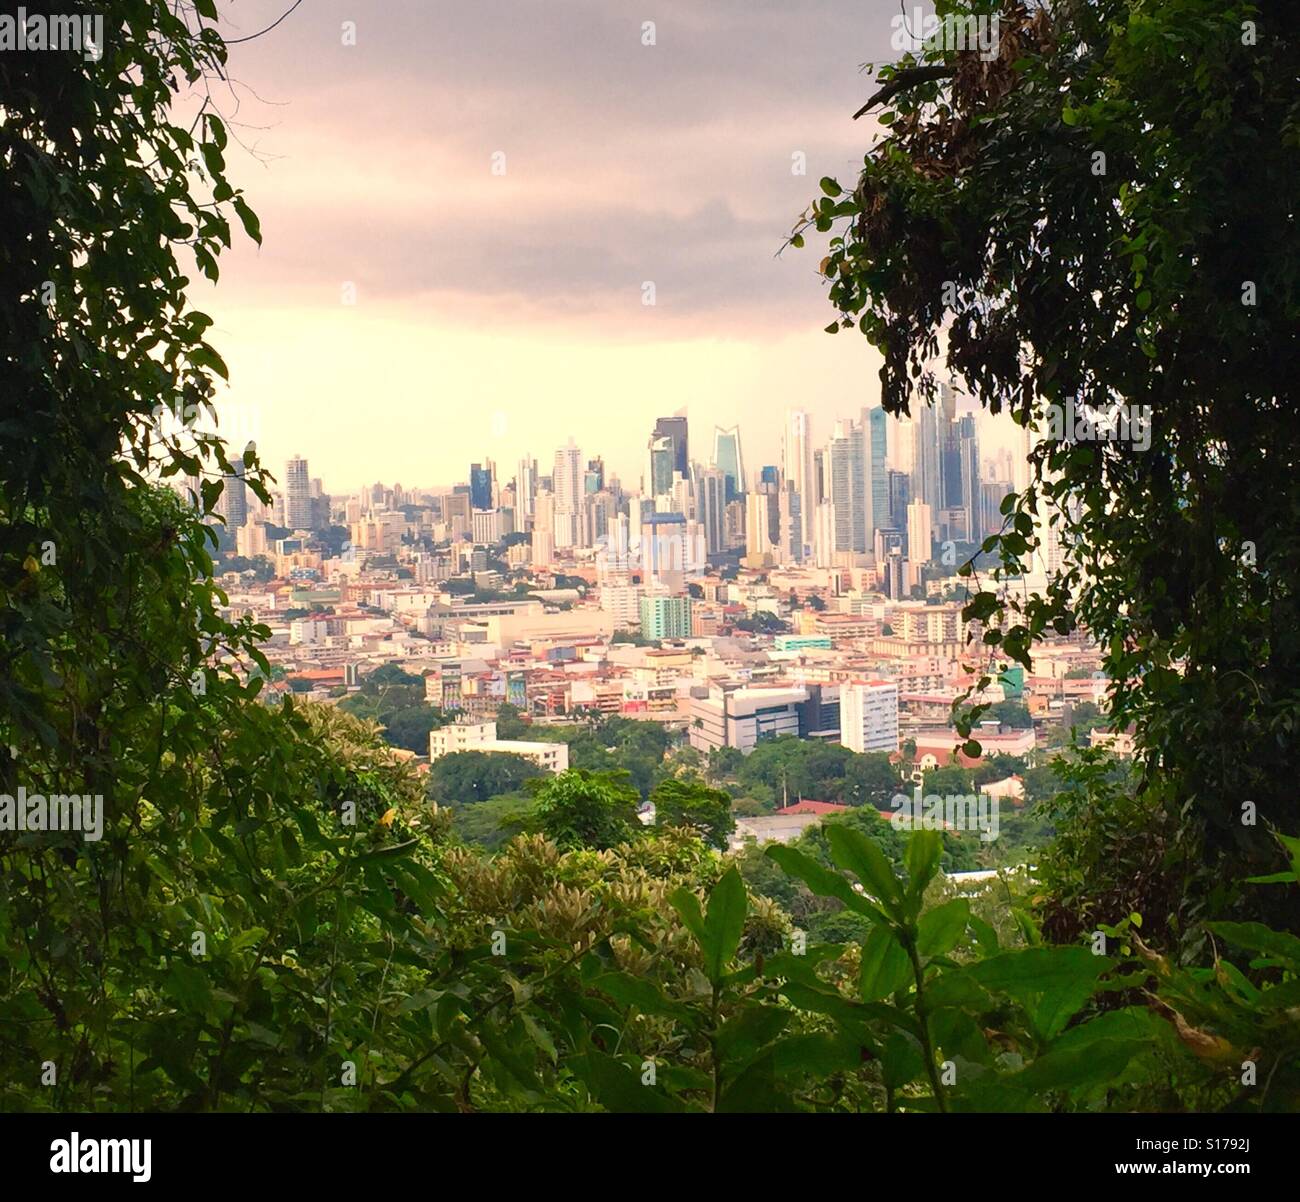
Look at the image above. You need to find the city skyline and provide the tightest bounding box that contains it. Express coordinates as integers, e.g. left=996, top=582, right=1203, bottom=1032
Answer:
left=194, top=0, right=991, bottom=489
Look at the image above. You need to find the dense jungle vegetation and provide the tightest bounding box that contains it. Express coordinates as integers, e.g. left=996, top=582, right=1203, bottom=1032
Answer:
left=0, top=0, right=1296, bottom=1112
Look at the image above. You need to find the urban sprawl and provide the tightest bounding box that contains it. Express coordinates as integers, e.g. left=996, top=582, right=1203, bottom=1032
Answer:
left=192, top=392, right=1126, bottom=848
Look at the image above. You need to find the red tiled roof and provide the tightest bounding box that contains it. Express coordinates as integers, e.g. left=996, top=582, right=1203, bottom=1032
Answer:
left=779, top=800, right=851, bottom=815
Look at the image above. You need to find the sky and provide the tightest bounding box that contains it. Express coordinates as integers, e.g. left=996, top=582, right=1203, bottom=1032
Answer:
left=200, top=0, right=1000, bottom=494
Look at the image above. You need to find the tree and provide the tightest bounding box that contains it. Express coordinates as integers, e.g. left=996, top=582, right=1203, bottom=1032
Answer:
left=842, top=753, right=904, bottom=809
left=492, top=702, right=528, bottom=739
left=8, top=0, right=1299, bottom=1120
left=529, top=769, right=643, bottom=850
left=706, top=745, right=745, bottom=785
left=337, top=666, right=447, bottom=752
left=652, top=777, right=736, bottom=850
left=734, top=612, right=789, bottom=635
left=798, top=0, right=1299, bottom=911
left=428, top=750, right=544, bottom=804
left=382, top=706, right=450, bottom=754
left=450, top=791, right=536, bottom=850
left=987, top=700, right=1033, bottom=730
left=921, top=765, right=976, bottom=800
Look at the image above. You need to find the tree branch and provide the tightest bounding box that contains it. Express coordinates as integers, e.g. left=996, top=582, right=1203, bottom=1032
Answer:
left=853, top=65, right=956, bottom=119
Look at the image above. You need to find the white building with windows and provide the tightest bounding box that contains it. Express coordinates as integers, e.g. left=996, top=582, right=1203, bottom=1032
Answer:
left=688, top=684, right=808, bottom=755
left=839, top=680, right=900, bottom=754
left=429, top=719, right=569, bottom=773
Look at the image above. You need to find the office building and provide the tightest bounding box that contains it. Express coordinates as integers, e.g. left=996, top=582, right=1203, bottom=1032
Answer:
left=839, top=681, right=900, bottom=753
left=284, top=454, right=312, bottom=530
left=640, top=594, right=692, bottom=640
left=713, top=426, right=745, bottom=502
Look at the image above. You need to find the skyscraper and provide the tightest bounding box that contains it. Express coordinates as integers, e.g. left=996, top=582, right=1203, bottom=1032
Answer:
left=713, top=426, right=745, bottom=503
left=745, top=493, right=772, bottom=558
left=864, top=405, right=888, bottom=536
left=777, top=483, right=803, bottom=564
left=553, top=439, right=582, bottom=548
left=647, top=435, right=676, bottom=500
left=284, top=454, right=312, bottom=530
left=695, top=466, right=727, bottom=556
left=911, top=402, right=941, bottom=517
left=887, top=469, right=911, bottom=531
left=469, top=462, right=493, bottom=510
left=907, top=499, right=933, bottom=564
left=218, top=455, right=247, bottom=529
left=783, top=409, right=814, bottom=556
left=516, top=457, right=537, bottom=521
left=828, top=419, right=868, bottom=554
left=956, top=414, right=980, bottom=543
left=653, top=414, right=689, bottom=476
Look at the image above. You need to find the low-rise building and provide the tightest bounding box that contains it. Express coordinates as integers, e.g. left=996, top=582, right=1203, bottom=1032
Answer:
left=688, top=684, right=808, bottom=754
left=429, top=719, right=570, bottom=773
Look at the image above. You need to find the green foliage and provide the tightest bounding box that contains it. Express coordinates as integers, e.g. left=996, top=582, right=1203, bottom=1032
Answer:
left=734, top=736, right=903, bottom=808
left=216, top=555, right=275, bottom=581
left=428, top=751, right=544, bottom=805
left=449, top=792, right=536, bottom=851
left=519, top=716, right=671, bottom=799
left=799, top=0, right=1300, bottom=909
left=337, top=667, right=448, bottom=753
left=529, top=769, right=644, bottom=851
left=493, top=703, right=529, bottom=740
left=733, top=612, right=789, bottom=635
left=652, top=777, right=736, bottom=850
left=4, top=0, right=1296, bottom=1117
left=1034, top=748, right=1195, bottom=954
left=986, top=701, right=1033, bottom=729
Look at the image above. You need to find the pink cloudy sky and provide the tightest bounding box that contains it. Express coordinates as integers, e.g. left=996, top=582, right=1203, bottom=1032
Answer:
left=199, top=0, right=979, bottom=492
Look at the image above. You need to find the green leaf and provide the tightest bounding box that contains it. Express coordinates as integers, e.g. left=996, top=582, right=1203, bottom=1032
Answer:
left=771, top=1033, right=866, bottom=1079
left=590, top=970, right=687, bottom=1019
left=164, top=961, right=212, bottom=1016
left=917, top=897, right=970, bottom=958
left=765, top=843, right=884, bottom=921
left=582, top=1051, right=685, bottom=1113
left=1013, top=1038, right=1146, bottom=1092
left=881, top=1031, right=924, bottom=1090
left=668, top=886, right=707, bottom=949
left=199, top=140, right=225, bottom=178
left=827, top=825, right=902, bottom=912
left=969, top=947, right=1110, bottom=1040
left=903, top=830, right=943, bottom=899
left=700, top=866, right=748, bottom=983
left=717, top=1006, right=790, bottom=1067
left=860, top=923, right=913, bottom=1002
left=354, top=837, right=419, bottom=862
left=968, top=914, right=999, bottom=954
left=1205, top=921, right=1300, bottom=970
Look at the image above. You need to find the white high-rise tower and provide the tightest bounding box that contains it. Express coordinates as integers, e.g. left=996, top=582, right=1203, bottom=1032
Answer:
left=782, top=410, right=814, bottom=557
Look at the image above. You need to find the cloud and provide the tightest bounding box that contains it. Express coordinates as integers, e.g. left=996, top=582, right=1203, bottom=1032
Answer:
left=214, top=0, right=895, bottom=329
